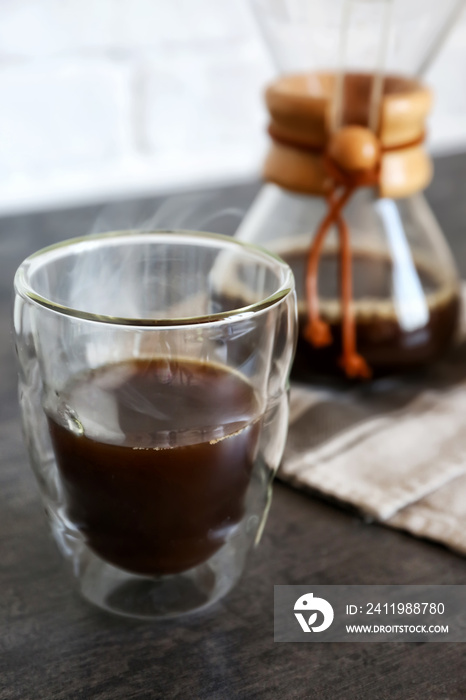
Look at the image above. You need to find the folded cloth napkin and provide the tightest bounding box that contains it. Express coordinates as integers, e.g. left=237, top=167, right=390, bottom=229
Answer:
left=280, top=290, right=466, bottom=556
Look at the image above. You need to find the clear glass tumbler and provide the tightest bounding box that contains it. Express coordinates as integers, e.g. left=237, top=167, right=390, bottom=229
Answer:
left=14, top=230, right=297, bottom=619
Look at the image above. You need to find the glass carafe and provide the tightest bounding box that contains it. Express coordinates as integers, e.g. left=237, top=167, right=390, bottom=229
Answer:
left=238, top=0, right=465, bottom=380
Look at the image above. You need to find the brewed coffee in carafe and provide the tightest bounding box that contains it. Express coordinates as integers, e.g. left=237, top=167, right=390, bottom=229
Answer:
left=238, top=0, right=464, bottom=379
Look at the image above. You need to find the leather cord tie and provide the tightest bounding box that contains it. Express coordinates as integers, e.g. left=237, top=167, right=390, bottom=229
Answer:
left=303, top=125, right=380, bottom=379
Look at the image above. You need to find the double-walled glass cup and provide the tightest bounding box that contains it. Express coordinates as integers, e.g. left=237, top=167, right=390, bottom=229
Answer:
left=14, top=231, right=296, bottom=619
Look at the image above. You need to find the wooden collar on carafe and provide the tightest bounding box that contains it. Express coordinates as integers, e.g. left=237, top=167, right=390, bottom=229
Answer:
left=264, top=72, right=432, bottom=379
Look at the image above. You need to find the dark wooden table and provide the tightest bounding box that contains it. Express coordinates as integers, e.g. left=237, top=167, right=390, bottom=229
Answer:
left=1, top=155, right=466, bottom=700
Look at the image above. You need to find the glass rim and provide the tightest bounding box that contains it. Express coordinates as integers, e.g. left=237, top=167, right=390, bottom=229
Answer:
left=14, top=229, right=295, bottom=328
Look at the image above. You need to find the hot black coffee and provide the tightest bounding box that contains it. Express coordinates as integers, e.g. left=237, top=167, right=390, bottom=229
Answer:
left=47, top=358, right=261, bottom=576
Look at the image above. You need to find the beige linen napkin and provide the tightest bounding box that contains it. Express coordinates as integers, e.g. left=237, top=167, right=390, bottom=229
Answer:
left=280, top=294, right=466, bottom=556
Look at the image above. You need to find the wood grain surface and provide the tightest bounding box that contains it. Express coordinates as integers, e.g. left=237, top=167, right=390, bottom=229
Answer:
left=1, top=164, right=466, bottom=699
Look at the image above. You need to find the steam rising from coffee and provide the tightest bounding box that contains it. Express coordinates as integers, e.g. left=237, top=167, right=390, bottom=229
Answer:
left=90, top=192, right=245, bottom=236
left=66, top=192, right=246, bottom=320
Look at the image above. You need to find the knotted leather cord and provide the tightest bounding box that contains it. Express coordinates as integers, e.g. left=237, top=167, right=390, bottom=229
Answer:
left=304, top=155, right=379, bottom=379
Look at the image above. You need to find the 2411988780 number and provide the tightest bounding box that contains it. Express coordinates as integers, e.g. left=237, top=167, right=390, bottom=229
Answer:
left=364, top=602, right=445, bottom=615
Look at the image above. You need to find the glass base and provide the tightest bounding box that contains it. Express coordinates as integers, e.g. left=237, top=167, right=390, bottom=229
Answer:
left=46, top=501, right=249, bottom=621
left=77, top=548, right=237, bottom=619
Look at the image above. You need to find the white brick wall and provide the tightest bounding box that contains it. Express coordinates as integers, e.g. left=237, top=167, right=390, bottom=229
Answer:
left=0, top=0, right=464, bottom=215
left=0, top=60, right=131, bottom=174
left=140, top=43, right=270, bottom=153
left=427, top=16, right=466, bottom=152
left=0, top=0, right=257, bottom=55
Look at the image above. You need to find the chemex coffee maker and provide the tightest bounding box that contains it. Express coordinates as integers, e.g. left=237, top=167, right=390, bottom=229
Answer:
left=237, top=0, right=465, bottom=379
